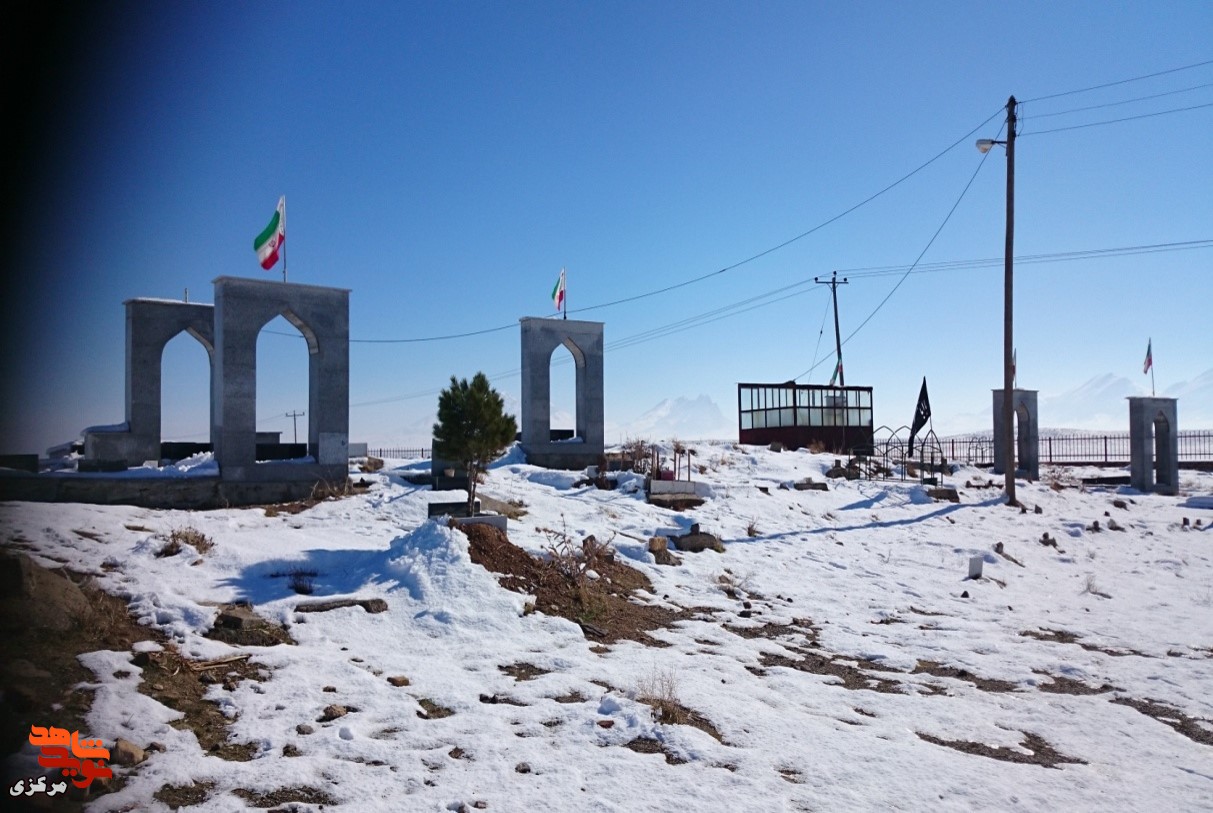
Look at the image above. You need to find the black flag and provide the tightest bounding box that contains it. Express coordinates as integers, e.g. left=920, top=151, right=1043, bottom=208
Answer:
left=908, top=377, right=931, bottom=456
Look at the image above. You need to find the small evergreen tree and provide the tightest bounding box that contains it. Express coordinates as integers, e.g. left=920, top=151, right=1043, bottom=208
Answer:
left=432, top=372, right=517, bottom=515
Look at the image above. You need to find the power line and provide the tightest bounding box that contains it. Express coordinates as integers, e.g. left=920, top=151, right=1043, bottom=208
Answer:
left=272, top=91, right=1206, bottom=349
left=1020, top=100, right=1213, bottom=137
left=557, top=107, right=1004, bottom=322
left=606, top=284, right=822, bottom=352
left=1025, top=81, right=1213, bottom=119
left=807, top=294, right=833, bottom=385
left=260, top=108, right=1008, bottom=347
left=266, top=237, right=1211, bottom=353
left=834, top=239, right=1213, bottom=278
left=211, top=235, right=1213, bottom=431
left=1021, top=58, right=1213, bottom=103
left=793, top=120, right=1003, bottom=381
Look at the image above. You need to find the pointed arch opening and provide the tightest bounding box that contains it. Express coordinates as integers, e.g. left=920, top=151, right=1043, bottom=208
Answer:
left=160, top=329, right=213, bottom=446
left=548, top=340, right=583, bottom=442
left=255, top=313, right=311, bottom=459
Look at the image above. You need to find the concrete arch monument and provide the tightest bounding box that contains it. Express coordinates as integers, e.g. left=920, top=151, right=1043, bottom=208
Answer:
left=212, top=276, right=349, bottom=481
left=519, top=317, right=604, bottom=469
left=1129, top=397, right=1178, bottom=495
left=992, top=388, right=1039, bottom=481
left=85, top=299, right=215, bottom=466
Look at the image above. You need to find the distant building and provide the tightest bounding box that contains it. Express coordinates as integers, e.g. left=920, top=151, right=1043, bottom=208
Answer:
left=737, top=382, right=874, bottom=454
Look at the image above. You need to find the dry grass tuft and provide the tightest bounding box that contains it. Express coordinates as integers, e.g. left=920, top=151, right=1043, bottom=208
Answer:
left=636, top=668, right=686, bottom=725
left=158, top=526, right=213, bottom=557
left=1081, top=574, right=1111, bottom=599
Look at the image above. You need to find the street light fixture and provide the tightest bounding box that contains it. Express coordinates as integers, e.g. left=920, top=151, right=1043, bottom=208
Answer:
left=977, top=95, right=1018, bottom=506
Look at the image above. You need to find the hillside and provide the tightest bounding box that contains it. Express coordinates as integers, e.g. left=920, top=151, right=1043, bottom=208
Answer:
left=1, top=443, right=1211, bottom=811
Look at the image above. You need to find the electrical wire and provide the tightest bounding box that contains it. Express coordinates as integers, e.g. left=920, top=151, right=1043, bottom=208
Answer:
left=1021, top=101, right=1213, bottom=137
left=199, top=232, right=1213, bottom=430
left=262, top=108, right=1010, bottom=346
left=792, top=121, right=1004, bottom=381
left=807, top=295, right=833, bottom=385
left=1021, top=58, right=1213, bottom=103
left=834, top=239, right=1213, bottom=279
left=1024, top=82, right=1213, bottom=119
left=558, top=107, right=1006, bottom=319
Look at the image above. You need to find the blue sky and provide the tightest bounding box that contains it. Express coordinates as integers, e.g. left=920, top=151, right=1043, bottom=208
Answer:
left=3, top=1, right=1211, bottom=453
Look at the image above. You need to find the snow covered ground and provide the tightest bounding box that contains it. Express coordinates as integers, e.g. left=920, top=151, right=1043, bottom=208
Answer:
left=2, top=442, right=1212, bottom=811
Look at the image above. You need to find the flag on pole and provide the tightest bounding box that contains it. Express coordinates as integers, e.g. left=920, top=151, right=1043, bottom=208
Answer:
left=1143, top=339, right=1152, bottom=374
left=254, top=196, right=286, bottom=270
left=908, top=377, right=932, bottom=456
left=551, top=268, right=566, bottom=312
left=828, top=358, right=842, bottom=386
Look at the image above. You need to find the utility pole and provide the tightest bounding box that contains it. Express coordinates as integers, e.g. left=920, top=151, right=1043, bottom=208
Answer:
left=1002, top=96, right=1018, bottom=506
left=814, top=271, right=849, bottom=386
left=977, top=95, right=1019, bottom=506
left=285, top=411, right=305, bottom=445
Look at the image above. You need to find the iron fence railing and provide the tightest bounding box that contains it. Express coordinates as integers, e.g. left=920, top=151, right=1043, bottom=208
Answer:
left=898, top=430, right=1213, bottom=467
left=368, top=447, right=431, bottom=460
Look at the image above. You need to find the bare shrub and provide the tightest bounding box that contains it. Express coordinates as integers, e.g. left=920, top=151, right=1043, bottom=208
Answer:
left=288, top=568, right=316, bottom=595
left=636, top=668, right=685, bottom=725
left=500, top=498, right=528, bottom=519
left=311, top=479, right=353, bottom=501
left=540, top=519, right=615, bottom=587
left=159, top=526, right=213, bottom=556
left=1081, top=574, right=1111, bottom=599
left=621, top=437, right=653, bottom=474
left=716, top=569, right=752, bottom=599
left=155, top=540, right=181, bottom=558
left=1043, top=465, right=1078, bottom=490
left=808, top=439, right=827, bottom=454
left=746, top=520, right=760, bottom=538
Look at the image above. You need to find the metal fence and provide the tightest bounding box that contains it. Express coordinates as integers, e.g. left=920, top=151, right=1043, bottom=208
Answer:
left=908, top=430, right=1213, bottom=467
left=368, top=447, right=431, bottom=460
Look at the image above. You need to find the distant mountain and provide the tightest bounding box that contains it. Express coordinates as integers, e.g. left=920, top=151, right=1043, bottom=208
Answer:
left=940, top=370, right=1213, bottom=435
left=616, top=395, right=732, bottom=441
left=1040, top=373, right=1140, bottom=430
left=1164, top=369, right=1213, bottom=428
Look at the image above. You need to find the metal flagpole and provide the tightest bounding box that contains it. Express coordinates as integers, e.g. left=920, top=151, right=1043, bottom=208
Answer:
left=563, top=268, right=567, bottom=320
left=282, top=196, right=287, bottom=283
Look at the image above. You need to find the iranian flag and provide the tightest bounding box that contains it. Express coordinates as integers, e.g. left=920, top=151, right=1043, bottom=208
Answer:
left=254, top=196, right=286, bottom=270
left=551, top=268, right=566, bottom=312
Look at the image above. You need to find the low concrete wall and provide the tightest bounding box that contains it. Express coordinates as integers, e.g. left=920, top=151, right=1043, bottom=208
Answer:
left=452, top=515, right=508, bottom=532
left=524, top=447, right=602, bottom=470
left=0, top=472, right=348, bottom=510
left=649, top=479, right=712, bottom=497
